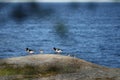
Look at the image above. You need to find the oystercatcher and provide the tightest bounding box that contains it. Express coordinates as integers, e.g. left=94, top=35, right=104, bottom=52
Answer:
left=26, top=48, right=34, bottom=54
left=53, top=47, right=62, bottom=54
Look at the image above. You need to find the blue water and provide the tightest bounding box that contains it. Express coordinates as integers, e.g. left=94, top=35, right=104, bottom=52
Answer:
left=0, top=3, right=120, bottom=68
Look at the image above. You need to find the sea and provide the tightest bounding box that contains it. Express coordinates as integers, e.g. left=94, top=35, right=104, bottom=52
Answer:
left=0, top=3, right=120, bottom=68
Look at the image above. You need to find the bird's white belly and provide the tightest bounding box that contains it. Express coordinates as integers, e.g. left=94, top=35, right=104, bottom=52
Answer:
left=29, top=51, right=34, bottom=54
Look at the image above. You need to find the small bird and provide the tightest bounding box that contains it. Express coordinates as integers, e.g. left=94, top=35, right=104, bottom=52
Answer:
left=40, top=49, right=44, bottom=54
left=25, top=48, right=34, bottom=55
left=53, top=47, right=62, bottom=54
left=67, top=54, right=76, bottom=58
left=67, top=53, right=71, bottom=57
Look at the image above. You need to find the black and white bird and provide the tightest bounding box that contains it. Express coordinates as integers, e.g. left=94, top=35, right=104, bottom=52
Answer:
left=53, top=47, right=62, bottom=54
left=26, top=48, right=34, bottom=54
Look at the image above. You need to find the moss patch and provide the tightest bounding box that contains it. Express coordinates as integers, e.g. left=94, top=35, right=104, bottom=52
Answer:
left=0, top=61, right=80, bottom=78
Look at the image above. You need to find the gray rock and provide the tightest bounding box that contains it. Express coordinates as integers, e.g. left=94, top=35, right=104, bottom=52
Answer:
left=0, top=54, right=119, bottom=80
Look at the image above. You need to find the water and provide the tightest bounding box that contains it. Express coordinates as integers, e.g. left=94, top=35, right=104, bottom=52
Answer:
left=0, top=3, right=120, bottom=68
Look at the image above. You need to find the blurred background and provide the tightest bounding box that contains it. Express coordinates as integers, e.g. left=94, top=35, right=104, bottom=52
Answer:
left=0, top=0, right=120, bottom=2
left=0, top=2, right=120, bottom=68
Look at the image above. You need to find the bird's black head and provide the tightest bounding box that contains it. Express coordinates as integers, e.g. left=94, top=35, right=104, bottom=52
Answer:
left=53, top=47, right=56, bottom=50
left=26, top=48, right=29, bottom=51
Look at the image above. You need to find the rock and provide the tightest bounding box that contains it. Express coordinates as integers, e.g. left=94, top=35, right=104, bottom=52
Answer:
left=0, top=54, right=120, bottom=80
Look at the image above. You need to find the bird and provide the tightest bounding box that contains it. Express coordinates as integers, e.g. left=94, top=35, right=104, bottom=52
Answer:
left=67, top=53, right=71, bottom=57
left=25, top=48, right=34, bottom=55
left=67, top=54, right=76, bottom=58
left=53, top=47, right=62, bottom=54
left=40, top=49, right=44, bottom=54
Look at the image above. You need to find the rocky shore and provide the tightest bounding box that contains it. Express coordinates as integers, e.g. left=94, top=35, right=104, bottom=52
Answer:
left=0, top=54, right=120, bottom=80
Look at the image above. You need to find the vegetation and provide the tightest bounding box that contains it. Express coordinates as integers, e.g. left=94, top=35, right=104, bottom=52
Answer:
left=0, top=59, right=81, bottom=78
